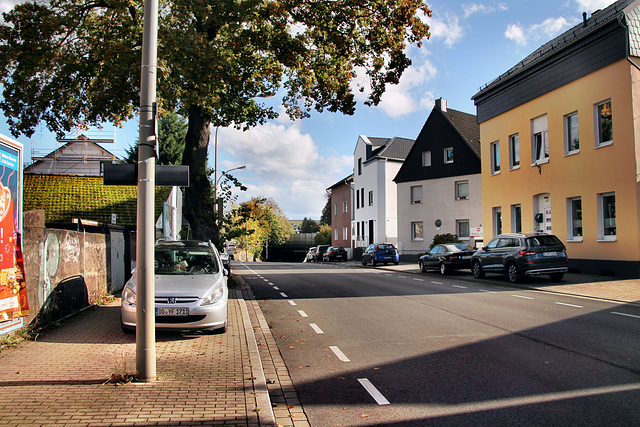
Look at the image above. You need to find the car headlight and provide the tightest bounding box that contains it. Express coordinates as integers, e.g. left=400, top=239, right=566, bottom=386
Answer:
left=201, top=287, right=224, bottom=306
left=122, top=286, right=137, bottom=305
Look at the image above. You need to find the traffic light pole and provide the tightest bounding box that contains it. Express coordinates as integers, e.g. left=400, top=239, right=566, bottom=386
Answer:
left=136, top=0, right=159, bottom=382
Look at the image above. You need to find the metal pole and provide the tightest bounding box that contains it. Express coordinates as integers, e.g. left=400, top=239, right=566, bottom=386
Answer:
left=136, top=0, right=159, bottom=382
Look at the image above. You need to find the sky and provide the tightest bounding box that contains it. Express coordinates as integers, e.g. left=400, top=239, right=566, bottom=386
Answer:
left=0, top=0, right=619, bottom=220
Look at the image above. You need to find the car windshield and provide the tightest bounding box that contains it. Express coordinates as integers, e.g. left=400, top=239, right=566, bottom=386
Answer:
left=377, top=244, right=395, bottom=250
left=155, top=247, right=219, bottom=275
left=527, top=235, right=563, bottom=248
left=444, top=243, right=470, bottom=252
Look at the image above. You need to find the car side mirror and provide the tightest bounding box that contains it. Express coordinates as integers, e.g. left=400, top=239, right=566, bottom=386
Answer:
left=223, top=268, right=229, bottom=276
left=482, top=246, right=489, bottom=251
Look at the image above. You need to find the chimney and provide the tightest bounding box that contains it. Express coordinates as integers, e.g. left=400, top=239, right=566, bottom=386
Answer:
left=435, top=98, right=447, bottom=112
left=583, top=12, right=587, bottom=27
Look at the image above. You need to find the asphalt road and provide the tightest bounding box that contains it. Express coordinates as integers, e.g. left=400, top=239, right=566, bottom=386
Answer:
left=239, top=261, right=640, bottom=426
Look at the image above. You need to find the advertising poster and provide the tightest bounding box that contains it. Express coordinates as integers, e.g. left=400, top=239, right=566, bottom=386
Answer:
left=0, top=134, right=26, bottom=333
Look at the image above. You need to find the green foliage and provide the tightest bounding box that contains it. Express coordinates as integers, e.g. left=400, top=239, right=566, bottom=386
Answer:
left=0, top=0, right=431, bottom=239
left=124, top=112, right=187, bottom=165
left=430, top=233, right=459, bottom=250
left=314, top=225, right=331, bottom=245
left=300, top=217, right=320, bottom=233
left=320, top=192, right=331, bottom=226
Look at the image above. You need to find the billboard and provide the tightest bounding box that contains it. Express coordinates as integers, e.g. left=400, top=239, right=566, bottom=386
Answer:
left=0, top=133, right=27, bottom=334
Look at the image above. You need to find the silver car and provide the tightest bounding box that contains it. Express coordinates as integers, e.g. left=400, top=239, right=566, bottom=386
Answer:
left=121, top=240, right=228, bottom=333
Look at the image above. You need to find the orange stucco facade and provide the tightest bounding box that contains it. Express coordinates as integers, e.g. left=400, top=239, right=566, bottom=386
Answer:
left=479, top=59, right=640, bottom=272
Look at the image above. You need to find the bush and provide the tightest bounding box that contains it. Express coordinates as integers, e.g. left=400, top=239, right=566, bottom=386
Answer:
left=430, top=233, right=459, bottom=250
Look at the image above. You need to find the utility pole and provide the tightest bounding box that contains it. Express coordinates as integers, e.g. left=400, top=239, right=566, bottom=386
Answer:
left=136, top=0, right=159, bottom=382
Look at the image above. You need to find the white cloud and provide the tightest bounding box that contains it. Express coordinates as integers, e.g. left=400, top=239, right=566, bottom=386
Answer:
left=462, top=3, right=508, bottom=18
left=427, top=12, right=465, bottom=47
left=573, top=0, right=617, bottom=13
left=505, top=16, right=573, bottom=46
left=216, top=122, right=351, bottom=219
left=0, top=0, right=19, bottom=14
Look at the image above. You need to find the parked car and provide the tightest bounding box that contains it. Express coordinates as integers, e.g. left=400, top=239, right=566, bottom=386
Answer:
left=470, top=233, right=568, bottom=283
left=323, top=246, right=347, bottom=262
left=220, top=247, right=231, bottom=274
left=314, top=245, right=330, bottom=262
left=121, top=240, right=229, bottom=333
left=361, top=243, right=399, bottom=266
left=419, top=243, right=475, bottom=275
left=306, top=247, right=316, bottom=262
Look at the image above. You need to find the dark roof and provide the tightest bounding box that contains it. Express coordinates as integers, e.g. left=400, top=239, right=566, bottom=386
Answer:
left=441, top=108, right=481, bottom=157
left=367, top=136, right=415, bottom=162
left=327, top=174, right=354, bottom=191
left=475, top=0, right=636, bottom=97
left=24, top=174, right=171, bottom=226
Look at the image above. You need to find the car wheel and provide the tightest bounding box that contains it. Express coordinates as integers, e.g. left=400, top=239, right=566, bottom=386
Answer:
left=361, top=258, right=367, bottom=266
left=549, top=272, right=564, bottom=281
left=394, top=261, right=399, bottom=265
left=372, top=259, right=377, bottom=267
left=472, top=261, right=484, bottom=279
left=507, top=262, right=522, bottom=283
left=121, top=323, right=135, bottom=335
left=419, top=261, right=426, bottom=273
left=439, top=262, right=448, bottom=275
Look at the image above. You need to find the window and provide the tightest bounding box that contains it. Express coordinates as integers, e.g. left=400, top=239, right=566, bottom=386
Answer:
left=598, top=192, right=616, bottom=240
left=490, top=141, right=500, bottom=174
left=509, top=134, right=520, bottom=169
left=595, top=100, right=613, bottom=147
left=565, top=112, right=579, bottom=154
left=422, top=151, right=432, bottom=167
left=531, top=115, right=549, bottom=164
left=333, top=203, right=337, bottom=216
left=357, top=158, right=362, bottom=175
left=492, top=206, right=502, bottom=236
left=410, top=185, right=423, bottom=204
left=356, top=190, right=360, bottom=209
left=356, top=222, right=360, bottom=238
left=567, top=197, right=582, bottom=241
left=457, top=220, right=470, bottom=239
left=343, top=227, right=348, bottom=240
left=342, top=200, right=347, bottom=213
left=455, top=181, right=469, bottom=200
left=411, top=222, right=424, bottom=241
left=360, top=188, right=364, bottom=208
left=444, top=147, right=454, bottom=164
left=511, top=204, right=522, bottom=233
left=334, top=228, right=339, bottom=240
left=368, top=191, right=373, bottom=206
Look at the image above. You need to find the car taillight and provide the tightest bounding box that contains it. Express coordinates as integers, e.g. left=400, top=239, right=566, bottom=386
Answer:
left=519, top=250, right=535, bottom=257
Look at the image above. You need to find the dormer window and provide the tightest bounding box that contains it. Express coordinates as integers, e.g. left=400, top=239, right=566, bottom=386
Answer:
left=444, top=147, right=453, bottom=164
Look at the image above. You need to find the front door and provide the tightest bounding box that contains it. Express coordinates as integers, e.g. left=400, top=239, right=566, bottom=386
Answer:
left=368, top=220, right=374, bottom=245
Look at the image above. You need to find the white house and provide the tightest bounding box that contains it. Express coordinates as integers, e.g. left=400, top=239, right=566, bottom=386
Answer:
left=351, top=135, right=414, bottom=250
left=394, top=99, right=483, bottom=254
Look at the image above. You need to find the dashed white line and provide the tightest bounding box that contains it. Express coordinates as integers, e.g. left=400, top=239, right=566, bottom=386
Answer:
left=612, top=311, right=640, bottom=319
left=480, top=290, right=498, bottom=293
left=413, top=278, right=424, bottom=281
left=358, top=378, right=390, bottom=405
left=268, top=282, right=275, bottom=286
left=512, top=294, right=534, bottom=300
left=398, top=276, right=407, bottom=279
left=298, top=310, right=309, bottom=318
left=453, top=285, right=467, bottom=289
left=555, top=302, right=583, bottom=308
left=279, top=292, right=288, bottom=298
left=288, top=300, right=297, bottom=306
left=432, top=281, right=443, bottom=285
left=309, top=323, right=324, bottom=334
left=273, top=286, right=280, bottom=290
left=329, top=346, right=351, bottom=362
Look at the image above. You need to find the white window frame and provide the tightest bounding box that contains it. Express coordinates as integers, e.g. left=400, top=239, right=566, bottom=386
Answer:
left=564, top=111, right=579, bottom=155
left=490, top=141, right=500, bottom=175
left=456, top=220, right=470, bottom=239
left=334, top=228, right=339, bottom=240
left=455, top=180, right=469, bottom=200
left=410, top=185, right=423, bottom=204
left=368, top=190, right=373, bottom=206
left=422, top=150, right=432, bottom=167
left=492, top=206, right=502, bottom=237
left=411, top=221, right=424, bottom=241
left=333, top=203, right=337, bottom=216
left=531, top=114, right=549, bottom=165
left=343, top=227, right=348, bottom=240
left=594, top=100, right=613, bottom=148
left=511, top=204, right=522, bottom=233
left=342, top=200, right=347, bottom=213
left=444, top=147, right=454, bottom=164
left=566, top=196, right=583, bottom=242
left=598, top=192, right=616, bottom=241
left=509, top=134, right=520, bottom=170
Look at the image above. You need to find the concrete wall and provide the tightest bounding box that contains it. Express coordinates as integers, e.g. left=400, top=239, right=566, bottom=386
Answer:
left=21, top=210, right=130, bottom=326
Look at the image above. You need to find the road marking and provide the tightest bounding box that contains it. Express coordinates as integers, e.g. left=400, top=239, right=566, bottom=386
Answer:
left=398, top=276, right=407, bottom=279
left=413, top=278, right=424, bottom=281
left=309, top=323, right=324, bottom=334
left=358, top=378, right=390, bottom=405
left=330, top=346, right=351, bottom=362
left=279, top=292, right=288, bottom=298
left=432, top=281, right=443, bottom=285
left=612, top=311, right=640, bottom=319
left=263, top=279, right=269, bottom=282
left=298, top=310, right=308, bottom=318
left=288, top=300, right=297, bottom=306
left=453, top=285, right=467, bottom=289
left=273, top=286, right=280, bottom=290
left=512, top=294, right=534, bottom=300
left=268, top=282, right=275, bottom=286
left=555, top=302, right=583, bottom=308
left=480, top=290, right=498, bottom=293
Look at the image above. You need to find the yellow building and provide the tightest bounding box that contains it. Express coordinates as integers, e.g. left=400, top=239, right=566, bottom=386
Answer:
left=472, top=0, right=640, bottom=276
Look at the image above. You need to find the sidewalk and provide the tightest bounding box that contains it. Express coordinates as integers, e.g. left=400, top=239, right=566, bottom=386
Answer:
left=0, top=263, right=637, bottom=427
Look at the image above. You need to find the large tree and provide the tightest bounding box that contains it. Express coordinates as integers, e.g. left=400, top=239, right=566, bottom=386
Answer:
left=0, top=0, right=431, bottom=239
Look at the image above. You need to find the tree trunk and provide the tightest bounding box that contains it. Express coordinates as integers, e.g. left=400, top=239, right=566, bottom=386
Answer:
left=182, top=105, right=218, bottom=243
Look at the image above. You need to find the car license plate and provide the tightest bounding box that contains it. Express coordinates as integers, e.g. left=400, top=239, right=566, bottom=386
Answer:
left=462, top=256, right=471, bottom=259
left=156, top=307, right=189, bottom=316
left=543, top=252, right=557, bottom=257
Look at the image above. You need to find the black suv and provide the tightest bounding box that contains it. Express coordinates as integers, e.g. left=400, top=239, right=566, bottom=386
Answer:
left=471, top=233, right=568, bottom=283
